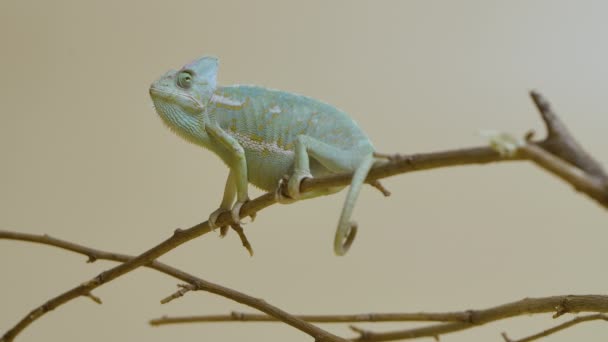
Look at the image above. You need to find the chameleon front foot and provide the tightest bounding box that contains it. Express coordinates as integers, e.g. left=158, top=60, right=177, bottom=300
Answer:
left=230, top=199, right=256, bottom=226
left=208, top=203, right=255, bottom=232
left=208, top=208, right=228, bottom=232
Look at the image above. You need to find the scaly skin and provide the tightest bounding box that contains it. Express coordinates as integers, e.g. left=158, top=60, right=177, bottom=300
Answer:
left=149, top=56, right=379, bottom=255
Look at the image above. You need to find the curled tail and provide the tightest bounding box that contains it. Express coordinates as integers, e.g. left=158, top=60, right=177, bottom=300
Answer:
left=334, top=153, right=376, bottom=256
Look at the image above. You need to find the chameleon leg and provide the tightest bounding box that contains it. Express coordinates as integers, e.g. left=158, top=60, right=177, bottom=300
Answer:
left=287, top=135, right=369, bottom=199
left=209, top=170, right=236, bottom=231
left=288, top=135, right=376, bottom=255
left=206, top=125, right=251, bottom=224
left=275, top=175, right=342, bottom=204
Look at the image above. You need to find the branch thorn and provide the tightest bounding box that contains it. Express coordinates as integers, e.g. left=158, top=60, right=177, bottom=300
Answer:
left=83, top=292, right=102, bottom=304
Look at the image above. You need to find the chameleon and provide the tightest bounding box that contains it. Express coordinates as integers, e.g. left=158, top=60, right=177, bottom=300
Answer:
left=149, top=56, right=386, bottom=255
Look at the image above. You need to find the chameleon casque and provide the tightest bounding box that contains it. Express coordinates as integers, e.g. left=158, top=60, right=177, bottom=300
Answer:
left=149, top=56, right=384, bottom=255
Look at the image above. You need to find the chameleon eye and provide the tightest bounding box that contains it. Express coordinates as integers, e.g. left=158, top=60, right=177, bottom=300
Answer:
left=177, top=71, right=193, bottom=89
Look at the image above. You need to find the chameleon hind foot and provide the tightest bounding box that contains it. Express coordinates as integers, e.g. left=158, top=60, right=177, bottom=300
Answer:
left=287, top=170, right=312, bottom=200
left=274, top=175, right=297, bottom=204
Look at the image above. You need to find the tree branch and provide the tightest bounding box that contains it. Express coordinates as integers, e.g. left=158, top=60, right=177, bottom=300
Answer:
left=149, top=311, right=470, bottom=326
left=0, top=147, right=526, bottom=342
left=148, top=297, right=608, bottom=341
left=0, top=230, right=346, bottom=342
left=347, top=296, right=608, bottom=341
left=530, top=91, right=608, bottom=180
left=501, top=314, right=608, bottom=342
left=2, top=91, right=607, bottom=342
left=4, top=231, right=608, bottom=342
left=518, top=144, right=608, bottom=206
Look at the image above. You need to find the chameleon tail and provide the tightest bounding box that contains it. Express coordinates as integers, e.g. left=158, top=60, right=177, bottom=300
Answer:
left=334, top=152, right=376, bottom=256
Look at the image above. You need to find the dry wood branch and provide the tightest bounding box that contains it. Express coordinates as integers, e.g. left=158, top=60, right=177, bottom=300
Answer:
left=4, top=231, right=608, bottom=342
left=2, top=91, right=607, bottom=342
left=149, top=311, right=473, bottom=325
left=160, top=284, right=196, bottom=305
left=0, top=230, right=345, bottom=342
left=518, top=144, right=608, bottom=206
left=347, top=296, right=608, bottom=341
left=0, top=147, right=525, bottom=342
left=149, top=296, right=608, bottom=341
left=530, top=91, right=608, bottom=180
left=502, top=314, right=608, bottom=342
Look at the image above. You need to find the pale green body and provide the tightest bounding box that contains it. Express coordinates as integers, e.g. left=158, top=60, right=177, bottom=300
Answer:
left=209, top=85, right=373, bottom=190
left=150, top=56, right=378, bottom=255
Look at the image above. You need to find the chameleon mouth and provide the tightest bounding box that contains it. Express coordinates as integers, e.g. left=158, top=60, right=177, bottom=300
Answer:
left=149, top=86, right=206, bottom=113
left=149, top=86, right=180, bottom=101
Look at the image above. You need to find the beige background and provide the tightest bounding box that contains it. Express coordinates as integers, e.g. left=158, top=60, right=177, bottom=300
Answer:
left=1, top=1, right=607, bottom=341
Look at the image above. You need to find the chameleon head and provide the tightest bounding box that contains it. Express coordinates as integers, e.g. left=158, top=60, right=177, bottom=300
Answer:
left=149, top=56, right=219, bottom=137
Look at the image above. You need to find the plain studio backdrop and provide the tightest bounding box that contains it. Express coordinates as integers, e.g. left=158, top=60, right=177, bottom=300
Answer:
left=1, top=1, right=607, bottom=341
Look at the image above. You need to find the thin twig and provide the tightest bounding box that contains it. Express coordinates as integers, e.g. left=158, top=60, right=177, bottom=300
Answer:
left=368, top=180, right=391, bottom=197
left=502, top=314, right=608, bottom=342
left=160, top=284, right=196, bottom=305
left=149, top=311, right=471, bottom=325
left=518, top=144, right=608, bottom=206
left=348, top=296, right=608, bottom=341
left=83, top=292, right=102, bottom=305
left=229, top=224, right=254, bottom=256
left=151, top=296, right=608, bottom=341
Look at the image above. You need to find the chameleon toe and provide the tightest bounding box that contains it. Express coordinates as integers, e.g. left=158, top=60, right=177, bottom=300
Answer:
left=230, top=200, right=250, bottom=225
left=208, top=208, right=228, bottom=232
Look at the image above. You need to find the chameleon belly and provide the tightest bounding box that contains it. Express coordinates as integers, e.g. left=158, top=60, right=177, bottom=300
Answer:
left=210, top=85, right=374, bottom=191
